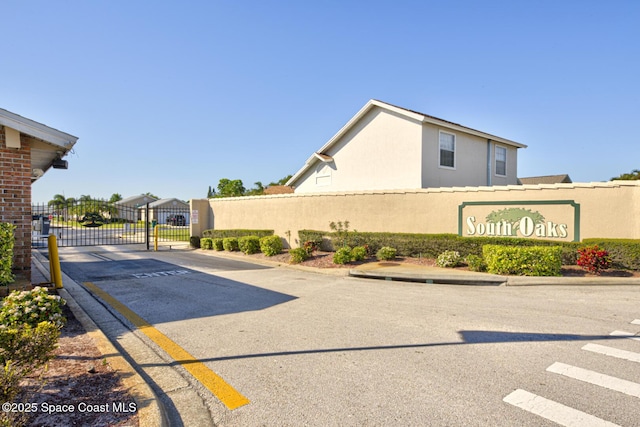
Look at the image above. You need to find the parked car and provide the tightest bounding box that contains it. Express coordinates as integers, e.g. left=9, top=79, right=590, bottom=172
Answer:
left=166, top=214, right=186, bottom=226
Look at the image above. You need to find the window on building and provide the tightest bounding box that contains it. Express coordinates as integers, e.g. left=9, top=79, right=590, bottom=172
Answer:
left=495, top=146, right=507, bottom=176
left=439, top=131, right=455, bottom=168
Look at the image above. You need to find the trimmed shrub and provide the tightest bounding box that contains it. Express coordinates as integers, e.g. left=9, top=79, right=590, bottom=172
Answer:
left=289, top=248, right=309, bottom=264
left=483, top=245, right=562, bottom=276
left=333, top=247, right=353, bottom=265
left=200, top=238, right=213, bottom=250
left=582, top=238, right=640, bottom=270
left=303, top=240, right=319, bottom=255
left=466, top=254, right=487, bottom=272
left=351, top=246, right=368, bottom=262
left=0, top=222, right=15, bottom=286
left=299, top=230, right=325, bottom=250
left=260, top=236, right=283, bottom=256
left=239, top=236, right=261, bottom=255
left=0, top=321, right=61, bottom=408
left=577, top=245, right=611, bottom=275
left=202, top=229, right=274, bottom=239
left=190, top=236, right=201, bottom=249
left=212, top=238, right=224, bottom=251
left=0, top=287, right=66, bottom=329
left=222, top=237, right=239, bottom=252
left=376, top=247, right=397, bottom=261
left=436, top=250, right=462, bottom=268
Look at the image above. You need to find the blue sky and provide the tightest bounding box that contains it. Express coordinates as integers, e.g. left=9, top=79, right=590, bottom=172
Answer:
left=2, top=1, right=638, bottom=203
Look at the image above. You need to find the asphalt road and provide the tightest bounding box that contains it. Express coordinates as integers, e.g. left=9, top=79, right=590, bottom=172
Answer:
left=55, top=246, right=640, bottom=426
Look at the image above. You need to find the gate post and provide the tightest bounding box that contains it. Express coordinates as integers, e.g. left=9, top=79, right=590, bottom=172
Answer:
left=146, top=202, right=150, bottom=250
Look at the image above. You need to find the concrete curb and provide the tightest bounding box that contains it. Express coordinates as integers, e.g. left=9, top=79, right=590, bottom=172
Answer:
left=195, top=249, right=640, bottom=286
left=32, top=253, right=169, bottom=427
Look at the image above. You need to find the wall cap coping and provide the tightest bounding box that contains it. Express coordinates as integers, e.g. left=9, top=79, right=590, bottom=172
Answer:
left=193, top=181, right=640, bottom=203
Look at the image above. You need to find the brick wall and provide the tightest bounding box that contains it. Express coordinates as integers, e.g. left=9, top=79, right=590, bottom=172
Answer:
left=0, top=126, right=32, bottom=279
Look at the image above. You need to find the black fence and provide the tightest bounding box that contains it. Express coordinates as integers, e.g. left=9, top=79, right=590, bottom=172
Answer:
left=31, top=199, right=190, bottom=248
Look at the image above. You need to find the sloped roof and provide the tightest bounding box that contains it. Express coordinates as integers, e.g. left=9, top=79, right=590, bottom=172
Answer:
left=518, top=174, right=572, bottom=185
left=287, top=99, right=526, bottom=187
left=116, top=194, right=159, bottom=206
left=149, top=198, right=188, bottom=208
left=0, top=107, right=79, bottom=182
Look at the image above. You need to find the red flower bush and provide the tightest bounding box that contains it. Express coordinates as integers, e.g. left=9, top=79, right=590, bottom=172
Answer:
left=577, top=245, right=611, bottom=275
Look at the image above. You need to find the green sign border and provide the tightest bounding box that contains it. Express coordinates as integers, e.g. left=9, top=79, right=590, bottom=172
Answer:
left=458, top=200, right=581, bottom=242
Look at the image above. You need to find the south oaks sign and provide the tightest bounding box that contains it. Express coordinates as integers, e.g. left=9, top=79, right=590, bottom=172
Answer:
left=458, top=200, right=581, bottom=242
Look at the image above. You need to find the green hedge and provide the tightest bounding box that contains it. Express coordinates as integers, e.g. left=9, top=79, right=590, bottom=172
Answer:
left=298, top=229, right=580, bottom=263
left=212, top=238, right=224, bottom=251
left=0, top=223, right=15, bottom=286
left=202, top=229, right=273, bottom=239
left=483, top=245, right=562, bottom=276
left=582, top=239, right=640, bottom=270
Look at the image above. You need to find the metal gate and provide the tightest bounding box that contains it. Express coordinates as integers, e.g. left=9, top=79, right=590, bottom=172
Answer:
left=31, top=199, right=190, bottom=248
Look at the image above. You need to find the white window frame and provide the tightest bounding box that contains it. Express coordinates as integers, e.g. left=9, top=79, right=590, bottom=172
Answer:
left=495, top=145, right=507, bottom=177
left=438, top=131, right=456, bottom=170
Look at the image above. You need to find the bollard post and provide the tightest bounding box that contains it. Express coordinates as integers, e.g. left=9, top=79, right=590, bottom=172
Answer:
left=47, top=235, right=63, bottom=289
left=154, top=225, right=159, bottom=251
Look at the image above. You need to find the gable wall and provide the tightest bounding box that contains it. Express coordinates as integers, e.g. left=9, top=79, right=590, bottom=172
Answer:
left=293, top=108, right=423, bottom=193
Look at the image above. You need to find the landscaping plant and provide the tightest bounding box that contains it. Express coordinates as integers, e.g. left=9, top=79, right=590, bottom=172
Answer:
left=222, top=237, right=239, bottom=252
left=576, top=245, right=611, bottom=275
left=289, top=248, right=309, bottom=264
left=0, top=223, right=15, bottom=286
left=376, top=247, right=397, bottom=261
left=0, top=287, right=66, bottom=329
left=260, top=236, right=283, bottom=256
left=436, top=250, right=462, bottom=268
left=333, top=247, right=353, bottom=265
left=238, top=236, right=261, bottom=254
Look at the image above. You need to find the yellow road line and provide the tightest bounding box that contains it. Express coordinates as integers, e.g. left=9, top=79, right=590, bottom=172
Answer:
left=83, top=282, right=250, bottom=410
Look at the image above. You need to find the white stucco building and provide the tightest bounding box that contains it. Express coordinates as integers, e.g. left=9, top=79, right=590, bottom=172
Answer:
left=287, top=100, right=526, bottom=193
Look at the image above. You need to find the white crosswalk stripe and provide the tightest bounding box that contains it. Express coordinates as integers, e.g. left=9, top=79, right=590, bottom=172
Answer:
left=610, top=330, right=640, bottom=341
left=504, top=320, right=640, bottom=425
left=582, top=343, right=640, bottom=363
left=547, top=362, right=640, bottom=398
left=503, top=389, right=620, bottom=427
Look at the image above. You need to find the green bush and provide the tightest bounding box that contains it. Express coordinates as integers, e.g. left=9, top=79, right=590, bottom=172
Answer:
left=298, top=230, right=325, bottom=249
left=289, top=248, right=309, bottom=264
left=465, top=254, right=487, bottom=272
left=203, top=229, right=274, bottom=239
left=436, top=250, right=462, bottom=268
left=0, top=223, right=15, bottom=286
left=0, top=321, right=60, bottom=406
left=222, top=237, right=239, bottom=252
left=200, top=238, right=213, bottom=250
left=0, top=287, right=66, bottom=329
left=212, top=238, right=224, bottom=251
left=260, top=236, right=283, bottom=256
left=190, top=236, right=201, bottom=249
left=483, top=245, right=562, bottom=276
left=351, top=246, right=367, bottom=262
left=582, top=239, right=640, bottom=270
left=376, top=247, right=397, bottom=261
left=333, top=247, right=353, bottom=265
left=238, top=236, right=261, bottom=254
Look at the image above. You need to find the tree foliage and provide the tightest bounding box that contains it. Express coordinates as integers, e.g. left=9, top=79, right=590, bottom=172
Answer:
left=611, top=169, right=640, bottom=181
left=208, top=175, right=292, bottom=198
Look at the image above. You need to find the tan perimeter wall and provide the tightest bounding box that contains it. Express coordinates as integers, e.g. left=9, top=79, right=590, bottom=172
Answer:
left=190, top=181, right=640, bottom=248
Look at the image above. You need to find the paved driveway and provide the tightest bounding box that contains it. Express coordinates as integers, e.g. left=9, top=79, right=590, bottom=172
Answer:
left=56, top=247, right=640, bottom=426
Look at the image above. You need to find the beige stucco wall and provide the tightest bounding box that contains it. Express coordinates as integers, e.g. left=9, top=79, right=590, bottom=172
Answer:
left=190, top=181, right=640, bottom=246
left=293, top=108, right=423, bottom=193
